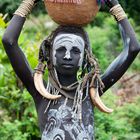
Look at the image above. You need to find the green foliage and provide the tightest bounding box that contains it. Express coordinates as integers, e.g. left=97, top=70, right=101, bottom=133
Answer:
left=0, top=14, right=56, bottom=139
left=0, top=11, right=140, bottom=140
left=0, top=0, right=20, bottom=16
left=95, top=92, right=140, bottom=140
left=86, top=13, right=121, bottom=71
left=0, top=0, right=46, bottom=19
left=100, top=0, right=140, bottom=25
left=86, top=12, right=140, bottom=73
left=119, top=0, right=140, bottom=25
left=0, top=15, right=40, bottom=140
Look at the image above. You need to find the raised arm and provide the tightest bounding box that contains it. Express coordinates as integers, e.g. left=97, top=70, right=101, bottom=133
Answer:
left=101, top=0, right=140, bottom=93
left=2, top=0, right=39, bottom=97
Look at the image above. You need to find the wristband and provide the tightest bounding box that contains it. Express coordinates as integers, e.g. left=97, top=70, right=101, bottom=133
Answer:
left=14, top=0, right=35, bottom=17
left=110, top=4, right=127, bottom=21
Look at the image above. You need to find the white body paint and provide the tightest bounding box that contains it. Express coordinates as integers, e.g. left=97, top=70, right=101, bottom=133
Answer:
left=52, top=34, right=85, bottom=66
left=42, top=103, right=94, bottom=140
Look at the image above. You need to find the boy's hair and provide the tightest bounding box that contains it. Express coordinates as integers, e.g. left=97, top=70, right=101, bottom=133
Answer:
left=37, top=25, right=104, bottom=95
left=47, top=25, right=89, bottom=45
left=39, top=25, right=91, bottom=71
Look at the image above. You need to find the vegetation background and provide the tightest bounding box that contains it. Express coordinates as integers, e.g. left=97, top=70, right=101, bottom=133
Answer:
left=0, top=0, right=140, bottom=140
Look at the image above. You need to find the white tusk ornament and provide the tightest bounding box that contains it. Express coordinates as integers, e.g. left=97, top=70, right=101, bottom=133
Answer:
left=34, top=65, right=61, bottom=100
left=90, top=88, right=113, bottom=113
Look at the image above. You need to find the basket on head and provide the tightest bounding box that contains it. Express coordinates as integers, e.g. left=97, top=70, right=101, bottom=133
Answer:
left=44, top=0, right=99, bottom=26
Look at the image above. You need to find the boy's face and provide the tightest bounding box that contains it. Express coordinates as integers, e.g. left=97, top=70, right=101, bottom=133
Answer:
left=52, top=33, right=85, bottom=75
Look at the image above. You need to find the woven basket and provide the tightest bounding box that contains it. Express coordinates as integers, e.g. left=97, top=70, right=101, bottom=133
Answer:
left=44, top=0, right=99, bottom=26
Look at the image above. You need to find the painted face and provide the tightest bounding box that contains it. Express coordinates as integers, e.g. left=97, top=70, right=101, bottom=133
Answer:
left=52, top=33, right=85, bottom=75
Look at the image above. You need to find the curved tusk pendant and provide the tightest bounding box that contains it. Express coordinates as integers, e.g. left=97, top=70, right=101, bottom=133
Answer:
left=34, top=72, right=61, bottom=100
left=90, top=88, right=113, bottom=113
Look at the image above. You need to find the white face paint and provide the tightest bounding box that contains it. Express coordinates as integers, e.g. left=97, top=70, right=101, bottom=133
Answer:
left=52, top=33, right=85, bottom=67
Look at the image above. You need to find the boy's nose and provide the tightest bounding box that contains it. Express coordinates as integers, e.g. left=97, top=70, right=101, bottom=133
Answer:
left=63, top=51, right=71, bottom=60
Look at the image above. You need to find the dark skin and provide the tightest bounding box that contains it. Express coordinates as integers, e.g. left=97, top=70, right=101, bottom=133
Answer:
left=2, top=0, right=140, bottom=133
left=55, top=46, right=81, bottom=78
left=2, top=0, right=140, bottom=95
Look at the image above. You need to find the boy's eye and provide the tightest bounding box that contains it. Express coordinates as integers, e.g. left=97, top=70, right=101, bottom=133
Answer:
left=56, top=46, right=66, bottom=52
left=71, top=47, right=81, bottom=54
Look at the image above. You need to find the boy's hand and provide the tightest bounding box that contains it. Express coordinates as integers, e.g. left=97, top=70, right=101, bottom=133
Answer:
left=104, top=0, right=119, bottom=9
left=14, top=0, right=42, bottom=17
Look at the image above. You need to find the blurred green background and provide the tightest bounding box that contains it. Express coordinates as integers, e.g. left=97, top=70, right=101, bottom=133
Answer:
left=0, top=0, right=140, bottom=140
